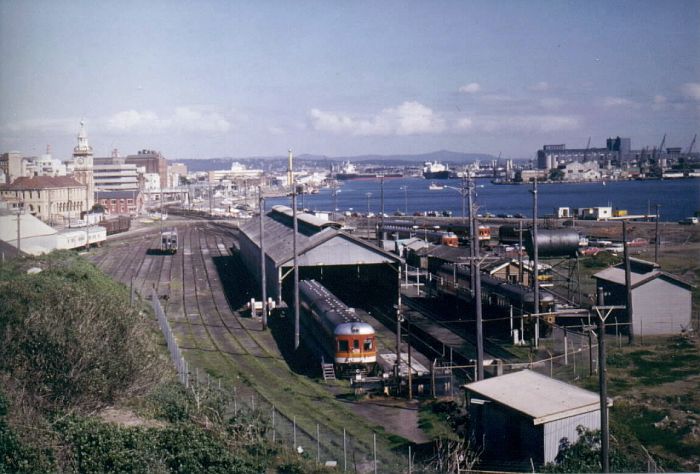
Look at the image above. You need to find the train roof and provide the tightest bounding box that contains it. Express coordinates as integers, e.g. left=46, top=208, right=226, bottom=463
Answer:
left=299, top=280, right=374, bottom=334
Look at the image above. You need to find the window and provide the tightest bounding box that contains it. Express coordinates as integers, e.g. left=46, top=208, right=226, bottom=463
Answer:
left=363, top=338, right=373, bottom=351
left=352, top=339, right=359, bottom=350
left=338, top=340, right=349, bottom=353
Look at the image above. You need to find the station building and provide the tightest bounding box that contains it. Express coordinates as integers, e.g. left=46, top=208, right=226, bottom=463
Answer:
left=238, top=205, right=402, bottom=309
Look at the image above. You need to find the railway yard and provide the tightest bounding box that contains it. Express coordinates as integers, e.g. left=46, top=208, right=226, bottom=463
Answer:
left=87, top=219, right=434, bottom=468
left=83, top=214, right=700, bottom=470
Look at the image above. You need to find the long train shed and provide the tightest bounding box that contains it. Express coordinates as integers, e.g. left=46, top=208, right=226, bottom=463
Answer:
left=238, top=205, right=402, bottom=310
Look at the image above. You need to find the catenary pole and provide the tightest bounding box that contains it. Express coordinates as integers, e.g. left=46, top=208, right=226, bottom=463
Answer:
left=531, top=177, right=540, bottom=347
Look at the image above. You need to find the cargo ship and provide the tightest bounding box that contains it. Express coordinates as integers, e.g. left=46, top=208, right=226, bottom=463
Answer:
left=422, top=161, right=450, bottom=179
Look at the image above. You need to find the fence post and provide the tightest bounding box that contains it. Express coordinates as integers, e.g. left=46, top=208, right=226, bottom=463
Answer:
left=272, top=407, right=276, bottom=443
left=343, top=428, right=347, bottom=472
left=373, top=432, right=377, bottom=474
left=316, top=424, right=320, bottom=464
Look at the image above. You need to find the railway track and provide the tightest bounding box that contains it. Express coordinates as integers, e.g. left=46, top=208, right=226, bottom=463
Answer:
left=86, top=222, right=408, bottom=466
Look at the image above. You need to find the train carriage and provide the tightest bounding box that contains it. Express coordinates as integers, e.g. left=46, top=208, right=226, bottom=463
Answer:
left=299, top=279, right=377, bottom=377
left=160, top=229, right=178, bottom=254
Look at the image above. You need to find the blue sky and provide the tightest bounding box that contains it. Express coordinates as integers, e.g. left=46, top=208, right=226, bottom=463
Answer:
left=1, top=0, right=698, bottom=160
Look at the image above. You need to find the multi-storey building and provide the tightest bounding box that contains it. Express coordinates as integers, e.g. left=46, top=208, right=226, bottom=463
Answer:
left=125, top=149, right=168, bottom=189
left=0, top=176, right=88, bottom=223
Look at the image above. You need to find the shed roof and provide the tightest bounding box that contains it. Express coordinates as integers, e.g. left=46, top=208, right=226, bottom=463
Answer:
left=239, top=208, right=400, bottom=268
left=593, top=266, right=693, bottom=290
left=464, top=369, right=609, bottom=425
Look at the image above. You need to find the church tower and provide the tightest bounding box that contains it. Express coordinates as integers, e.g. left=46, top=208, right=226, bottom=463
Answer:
left=72, top=121, right=95, bottom=211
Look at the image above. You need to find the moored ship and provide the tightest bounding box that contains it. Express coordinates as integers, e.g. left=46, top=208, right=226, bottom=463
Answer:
left=422, top=161, right=449, bottom=179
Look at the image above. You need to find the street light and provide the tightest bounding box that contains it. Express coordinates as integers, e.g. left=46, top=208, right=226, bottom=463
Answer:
left=399, top=185, right=408, bottom=215
left=365, top=192, right=372, bottom=239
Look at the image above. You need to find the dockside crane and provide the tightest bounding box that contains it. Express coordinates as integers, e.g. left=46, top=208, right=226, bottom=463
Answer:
left=583, top=136, right=591, bottom=161
left=687, top=134, right=697, bottom=155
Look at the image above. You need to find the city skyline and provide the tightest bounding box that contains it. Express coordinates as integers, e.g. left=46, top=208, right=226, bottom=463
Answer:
left=1, top=0, right=699, bottom=160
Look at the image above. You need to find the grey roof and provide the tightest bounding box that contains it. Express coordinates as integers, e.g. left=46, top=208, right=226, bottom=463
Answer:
left=415, top=244, right=471, bottom=262
left=464, top=369, right=609, bottom=425
left=240, top=208, right=400, bottom=267
left=593, top=266, right=693, bottom=290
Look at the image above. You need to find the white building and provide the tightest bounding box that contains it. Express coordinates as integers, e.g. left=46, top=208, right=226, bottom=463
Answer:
left=0, top=210, right=106, bottom=256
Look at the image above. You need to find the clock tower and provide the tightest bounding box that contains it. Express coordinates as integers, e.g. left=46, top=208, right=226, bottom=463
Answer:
left=72, top=121, right=95, bottom=211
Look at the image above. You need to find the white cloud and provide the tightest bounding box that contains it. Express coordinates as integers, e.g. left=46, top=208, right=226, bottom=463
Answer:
left=539, top=97, right=566, bottom=109
left=104, top=107, right=231, bottom=133
left=268, top=126, right=286, bottom=135
left=456, top=117, right=474, bottom=130
left=680, top=82, right=700, bottom=101
left=653, top=95, right=667, bottom=104
left=309, top=101, right=445, bottom=136
left=455, top=114, right=580, bottom=133
left=599, top=96, right=638, bottom=108
left=2, top=117, right=78, bottom=134
left=480, top=94, right=515, bottom=103
left=459, top=82, right=481, bottom=94
left=529, top=81, right=550, bottom=92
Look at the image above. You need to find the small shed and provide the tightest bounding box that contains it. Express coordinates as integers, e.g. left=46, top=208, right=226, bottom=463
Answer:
left=464, top=370, right=610, bottom=467
left=593, top=258, right=693, bottom=336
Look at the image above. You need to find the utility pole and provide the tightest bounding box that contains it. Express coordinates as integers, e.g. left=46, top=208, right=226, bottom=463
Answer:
left=623, top=221, right=634, bottom=343
left=365, top=192, right=372, bottom=239
left=531, top=177, right=540, bottom=347
left=396, top=269, right=402, bottom=381
left=593, top=289, right=623, bottom=474
left=379, top=175, right=385, bottom=245
left=518, top=219, right=524, bottom=285
left=290, top=150, right=301, bottom=350
left=259, top=186, right=267, bottom=330
left=654, top=204, right=660, bottom=263
left=16, top=203, right=22, bottom=257
left=467, top=171, right=484, bottom=380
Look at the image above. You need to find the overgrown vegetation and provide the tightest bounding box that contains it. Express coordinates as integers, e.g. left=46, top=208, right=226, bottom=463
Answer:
left=542, top=427, right=647, bottom=473
left=0, top=252, right=329, bottom=473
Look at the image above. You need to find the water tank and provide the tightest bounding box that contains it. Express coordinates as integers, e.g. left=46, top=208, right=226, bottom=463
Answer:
left=525, top=229, right=579, bottom=258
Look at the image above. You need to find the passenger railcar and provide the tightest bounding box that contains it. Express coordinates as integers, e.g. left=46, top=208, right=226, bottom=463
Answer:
left=299, top=280, right=377, bottom=376
left=434, top=264, right=555, bottom=316
left=160, top=229, right=178, bottom=254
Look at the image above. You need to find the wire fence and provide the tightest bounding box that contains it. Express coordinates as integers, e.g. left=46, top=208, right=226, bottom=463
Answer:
left=151, top=293, right=410, bottom=473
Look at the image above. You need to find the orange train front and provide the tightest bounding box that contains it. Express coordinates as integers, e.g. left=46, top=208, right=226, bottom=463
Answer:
left=299, top=279, right=377, bottom=377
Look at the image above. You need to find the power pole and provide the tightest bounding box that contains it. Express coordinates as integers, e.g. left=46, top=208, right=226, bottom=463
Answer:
left=654, top=204, right=660, bottom=263
left=593, top=289, right=623, bottom=474
left=16, top=204, right=22, bottom=257
left=531, top=177, right=540, bottom=347
left=623, top=221, right=634, bottom=343
left=259, top=186, right=267, bottom=330
left=290, top=150, right=300, bottom=350
left=467, top=171, right=484, bottom=380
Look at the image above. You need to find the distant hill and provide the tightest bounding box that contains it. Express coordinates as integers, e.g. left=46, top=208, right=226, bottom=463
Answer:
left=176, top=150, right=500, bottom=172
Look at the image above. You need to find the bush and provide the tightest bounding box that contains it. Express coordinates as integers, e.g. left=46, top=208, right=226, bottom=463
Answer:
left=0, top=255, right=166, bottom=412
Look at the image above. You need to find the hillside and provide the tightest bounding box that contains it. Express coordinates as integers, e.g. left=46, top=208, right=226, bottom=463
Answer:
left=0, top=252, right=328, bottom=473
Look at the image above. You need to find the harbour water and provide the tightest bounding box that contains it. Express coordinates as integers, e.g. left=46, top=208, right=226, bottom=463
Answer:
left=269, top=178, right=700, bottom=222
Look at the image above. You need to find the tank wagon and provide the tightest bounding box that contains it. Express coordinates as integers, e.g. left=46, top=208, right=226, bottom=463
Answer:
left=160, top=229, right=178, bottom=254
left=500, top=226, right=580, bottom=254
left=299, top=280, right=377, bottom=377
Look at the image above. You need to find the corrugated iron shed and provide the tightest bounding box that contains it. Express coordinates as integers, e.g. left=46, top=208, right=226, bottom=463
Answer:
left=464, top=369, right=610, bottom=425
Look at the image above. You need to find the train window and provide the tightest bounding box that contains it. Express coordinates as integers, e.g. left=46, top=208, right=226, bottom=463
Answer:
left=353, top=339, right=360, bottom=350
left=338, top=340, right=349, bottom=352
left=364, top=338, right=373, bottom=351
